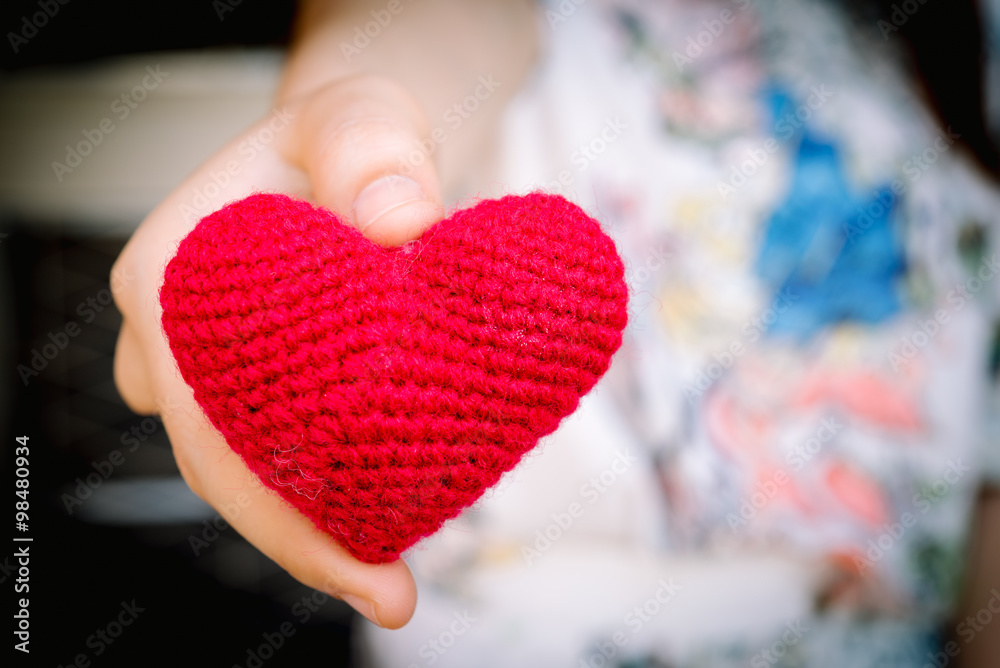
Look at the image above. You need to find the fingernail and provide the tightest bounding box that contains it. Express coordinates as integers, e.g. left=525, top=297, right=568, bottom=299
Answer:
left=341, top=593, right=382, bottom=627
left=352, top=175, right=425, bottom=231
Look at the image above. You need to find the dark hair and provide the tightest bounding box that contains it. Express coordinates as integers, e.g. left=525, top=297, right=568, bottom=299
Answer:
left=844, top=0, right=998, bottom=180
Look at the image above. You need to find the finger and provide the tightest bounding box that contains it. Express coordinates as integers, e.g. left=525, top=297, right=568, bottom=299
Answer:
left=230, top=467, right=419, bottom=629
left=113, top=321, right=159, bottom=415
left=285, top=74, right=444, bottom=246
left=158, top=389, right=418, bottom=628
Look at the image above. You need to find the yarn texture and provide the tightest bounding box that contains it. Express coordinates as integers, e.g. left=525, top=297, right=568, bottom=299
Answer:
left=159, top=192, right=629, bottom=563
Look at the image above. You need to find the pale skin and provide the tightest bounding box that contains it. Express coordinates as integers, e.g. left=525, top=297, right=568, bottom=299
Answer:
left=111, top=0, right=538, bottom=629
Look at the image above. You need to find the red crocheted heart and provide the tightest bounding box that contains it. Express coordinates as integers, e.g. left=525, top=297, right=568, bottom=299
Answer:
left=160, top=192, right=628, bottom=563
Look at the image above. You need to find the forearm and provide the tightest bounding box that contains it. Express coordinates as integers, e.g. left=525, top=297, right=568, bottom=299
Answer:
left=278, top=0, right=540, bottom=193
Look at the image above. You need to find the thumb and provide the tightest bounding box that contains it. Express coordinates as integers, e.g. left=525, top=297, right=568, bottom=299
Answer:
left=288, top=75, right=444, bottom=246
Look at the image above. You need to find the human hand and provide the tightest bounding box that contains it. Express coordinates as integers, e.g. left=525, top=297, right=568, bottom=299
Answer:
left=111, top=0, right=537, bottom=629
left=111, top=74, right=446, bottom=628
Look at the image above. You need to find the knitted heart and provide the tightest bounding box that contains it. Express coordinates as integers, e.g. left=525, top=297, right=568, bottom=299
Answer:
left=160, top=192, right=628, bottom=563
